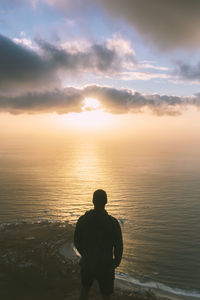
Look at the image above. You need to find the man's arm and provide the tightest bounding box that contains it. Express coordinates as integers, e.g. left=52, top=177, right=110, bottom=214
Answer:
left=113, top=218, right=123, bottom=268
left=74, top=217, right=83, bottom=256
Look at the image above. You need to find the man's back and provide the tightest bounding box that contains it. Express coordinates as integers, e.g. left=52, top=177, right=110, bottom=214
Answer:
left=74, top=209, right=123, bottom=271
left=74, top=189, right=123, bottom=300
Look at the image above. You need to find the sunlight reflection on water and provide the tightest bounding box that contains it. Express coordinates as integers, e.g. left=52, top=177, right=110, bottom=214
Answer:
left=0, top=139, right=200, bottom=293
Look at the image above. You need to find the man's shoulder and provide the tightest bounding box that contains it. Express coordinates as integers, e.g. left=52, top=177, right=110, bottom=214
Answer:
left=77, top=210, right=94, bottom=222
left=77, top=210, right=120, bottom=227
left=107, top=214, right=120, bottom=226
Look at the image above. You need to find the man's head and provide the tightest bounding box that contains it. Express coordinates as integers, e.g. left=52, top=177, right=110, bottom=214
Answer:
left=93, top=189, right=107, bottom=210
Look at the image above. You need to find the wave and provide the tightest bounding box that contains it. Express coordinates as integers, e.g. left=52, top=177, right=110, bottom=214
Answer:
left=0, top=215, right=128, bottom=228
left=0, top=218, right=64, bottom=228
left=116, top=272, right=200, bottom=299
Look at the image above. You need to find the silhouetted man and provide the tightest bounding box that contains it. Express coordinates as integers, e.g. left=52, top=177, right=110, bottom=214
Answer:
left=74, top=189, right=123, bottom=300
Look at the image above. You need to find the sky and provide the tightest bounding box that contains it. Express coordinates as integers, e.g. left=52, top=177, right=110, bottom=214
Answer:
left=1, top=0, right=200, bottom=140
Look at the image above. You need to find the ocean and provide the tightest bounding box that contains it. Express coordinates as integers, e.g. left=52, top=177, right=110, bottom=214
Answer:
left=0, top=137, right=200, bottom=299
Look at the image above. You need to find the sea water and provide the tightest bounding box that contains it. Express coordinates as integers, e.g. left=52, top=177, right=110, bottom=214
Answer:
left=0, top=138, right=200, bottom=298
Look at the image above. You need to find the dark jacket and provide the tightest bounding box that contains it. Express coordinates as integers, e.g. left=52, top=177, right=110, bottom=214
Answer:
left=74, top=209, right=123, bottom=271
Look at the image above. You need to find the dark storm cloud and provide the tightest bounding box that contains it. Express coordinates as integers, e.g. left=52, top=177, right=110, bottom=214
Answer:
left=98, top=0, right=200, bottom=50
left=0, top=34, right=134, bottom=92
left=0, top=85, right=198, bottom=116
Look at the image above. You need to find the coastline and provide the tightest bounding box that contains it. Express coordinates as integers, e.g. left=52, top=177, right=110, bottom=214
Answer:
left=0, top=220, right=198, bottom=300
left=59, top=242, right=199, bottom=300
left=115, top=276, right=198, bottom=300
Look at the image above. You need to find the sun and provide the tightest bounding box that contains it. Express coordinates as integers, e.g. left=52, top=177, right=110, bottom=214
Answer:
left=82, top=98, right=101, bottom=111
left=60, top=98, right=116, bottom=131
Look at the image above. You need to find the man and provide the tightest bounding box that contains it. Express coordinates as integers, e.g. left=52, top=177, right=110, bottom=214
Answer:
left=74, top=189, right=123, bottom=300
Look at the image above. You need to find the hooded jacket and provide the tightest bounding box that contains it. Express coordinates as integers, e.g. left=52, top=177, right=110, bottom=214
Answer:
left=74, top=209, right=123, bottom=271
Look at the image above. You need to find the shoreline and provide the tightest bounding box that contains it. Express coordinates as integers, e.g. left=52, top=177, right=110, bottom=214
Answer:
left=115, top=276, right=198, bottom=300
left=0, top=220, right=199, bottom=300
left=59, top=241, right=199, bottom=300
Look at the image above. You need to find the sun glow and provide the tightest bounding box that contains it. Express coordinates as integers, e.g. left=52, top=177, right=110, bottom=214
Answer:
left=61, top=98, right=116, bottom=131
left=83, top=98, right=101, bottom=111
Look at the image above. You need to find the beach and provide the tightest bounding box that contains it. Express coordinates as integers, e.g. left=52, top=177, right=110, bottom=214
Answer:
left=0, top=220, right=191, bottom=300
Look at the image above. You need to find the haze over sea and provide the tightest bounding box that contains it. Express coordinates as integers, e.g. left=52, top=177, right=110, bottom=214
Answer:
left=1, top=135, right=200, bottom=299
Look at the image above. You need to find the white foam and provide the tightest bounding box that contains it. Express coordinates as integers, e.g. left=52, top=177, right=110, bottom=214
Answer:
left=116, top=272, right=200, bottom=299
left=59, top=242, right=80, bottom=261
left=0, top=222, right=10, bottom=229
left=0, top=219, right=66, bottom=230
left=118, top=218, right=128, bottom=226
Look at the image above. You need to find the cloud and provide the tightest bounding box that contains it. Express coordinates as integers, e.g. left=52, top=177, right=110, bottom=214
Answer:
left=119, top=71, right=171, bottom=81
left=0, top=88, right=83, bottom=114
left=106, top=34, right=135, bottom=57
left=0, top=84, right=199, bottom=116
left=139, top=61, right=170, bottom=71
left=98, top=0, right=200, bottom=51
left=0, top=34, right=58, bottom=93
left=5, top=0, right=200, bottom=51
left=13, top=31, right=34, bottom=49
left=174, top=61, right=200, bottom=82
left=36, top=36, right=135, bottom=74
left=83, top=85, right=185, bottom=115
left=0, top=34, right=192, bottom=115
left=0, top=34, right=136, bottom=93
left=13, top=37, right=33, bottom=48
left=34, top=0, right=200, bottom=51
